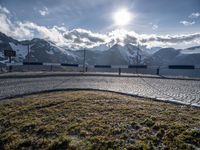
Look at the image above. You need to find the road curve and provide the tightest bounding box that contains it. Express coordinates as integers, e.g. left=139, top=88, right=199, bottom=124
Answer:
left=0, top=75, right=200, bottom=107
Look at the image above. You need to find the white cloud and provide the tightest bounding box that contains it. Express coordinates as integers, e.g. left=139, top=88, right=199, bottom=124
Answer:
left=189, top=12, right=200, bottom=18
left=0, top=10, right=66, bottom=44
left=149, top=23, right=158, bottom=30
left=39, top=7, right=49, bottom=16
left=62, top=29, right=108, bottom=49
left=0, top=5, right=10, bottom=14
left=152, top=24, right=158, bottom=30
left=180, top=21, right=195, bottom=26
left=140, top=34, right=199, bottom=43
left=0, top=13, right=34, bottom=39
left=0, top=6, right=200, bottom=50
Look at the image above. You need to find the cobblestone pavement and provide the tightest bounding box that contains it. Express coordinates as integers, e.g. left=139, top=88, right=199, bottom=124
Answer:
left=0, top=76, right=200, bottom=106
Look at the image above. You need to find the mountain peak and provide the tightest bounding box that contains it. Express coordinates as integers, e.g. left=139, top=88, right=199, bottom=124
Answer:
left=111, top=43, right=123, bottom=49
left=0, top=32, right=18, bottom=44
left=187, top=46, right=200, bottom=50
left=31, top=38, right=48, bottom=43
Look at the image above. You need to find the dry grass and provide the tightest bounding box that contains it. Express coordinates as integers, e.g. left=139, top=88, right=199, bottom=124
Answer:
left=0, top=91, right=200, bottom=150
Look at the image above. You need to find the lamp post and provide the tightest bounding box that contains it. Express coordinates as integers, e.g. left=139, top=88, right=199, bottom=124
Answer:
left=136, top=43, right=140, bottom=73
left=27, top=43, right=30, bottom=71
left=136, top=43, right=140, bottom=65
left=83, top=48, right=86, bottom=72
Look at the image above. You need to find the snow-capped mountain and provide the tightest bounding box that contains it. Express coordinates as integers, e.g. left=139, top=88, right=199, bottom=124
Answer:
left=144, top=47, right=200, bottom=66
left=0, top=32, right=150, bottom=65
left=0, top=33, right=79, bottom=64
left=181, top=46, right=200, bottom=54
left=0, top=32, right=200, bottom=66
left=94, top=44, right=148, bottom=65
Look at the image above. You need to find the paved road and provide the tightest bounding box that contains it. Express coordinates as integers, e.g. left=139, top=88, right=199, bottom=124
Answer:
left=0, top=75, right=200, bottom=107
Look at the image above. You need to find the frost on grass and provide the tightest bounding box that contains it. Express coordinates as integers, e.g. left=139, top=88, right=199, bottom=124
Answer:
left=0, top=91, right=200, bottom=150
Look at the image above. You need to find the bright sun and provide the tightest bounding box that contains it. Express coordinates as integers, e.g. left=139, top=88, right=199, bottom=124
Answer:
left=113, top=9, right=132, bottom=26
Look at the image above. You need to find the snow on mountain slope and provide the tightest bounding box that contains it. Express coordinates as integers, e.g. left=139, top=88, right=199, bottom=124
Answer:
left=9, top=42, right=28, bottom=60
left=125, top=44, right=149, bottom=60
left=94, top=43, right=150, bottom=65
left=27, top=38, right=80, bottom=63
left=144, top=48, right=181, bottom=65
left=49, top=43, right=77, bottom=59
left=0, top=32, right=200, bottom=66
left=110, top=44, right=148, bottom=63
left=46, top=49, right=54, bottom=55
left=144, top=47, right=200, bottom=66
left=89, top=43, right=110, bottom=51
left=181, top=46, right=200, bottom=54
left=0, top=51, right=3, bottom=58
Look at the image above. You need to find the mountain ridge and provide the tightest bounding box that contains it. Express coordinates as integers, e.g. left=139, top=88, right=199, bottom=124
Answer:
left=0, top=32, right=200, bottom=66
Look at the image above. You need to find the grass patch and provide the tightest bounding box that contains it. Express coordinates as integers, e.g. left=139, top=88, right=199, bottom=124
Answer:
left=0, top=91, right=200, bottom=149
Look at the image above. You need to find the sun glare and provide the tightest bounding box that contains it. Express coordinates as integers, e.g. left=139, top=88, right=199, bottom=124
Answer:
left=113, top=8, right=132, bottom=26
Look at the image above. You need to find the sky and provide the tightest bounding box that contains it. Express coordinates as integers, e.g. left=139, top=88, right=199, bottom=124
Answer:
left=0, top=0, right=200, bottom=49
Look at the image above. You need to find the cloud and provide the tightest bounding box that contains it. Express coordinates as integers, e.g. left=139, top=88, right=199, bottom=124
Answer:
left=39, top=7, right=49, bottom=16
left=189, top=12, right=200, bottom=18
left=18, top=22, right=67, bottom=45
left=149, top=23, right=158, bottom=30
left=0, top=12, right=33, bottom=39
left=62, top=29, right=108, bottom=49
left=0, top=9, right=67, bottom=45
left=152, top=24, right=158, bottom=30
left=0, top=6, right=200, bottom=50
left=65, top=29, right=106, bottom=43
left=139, top=33, right=200, bottom=44
left=0, top=5, right=10, bottom=14
left=180, top=21, right=195, bottom=26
